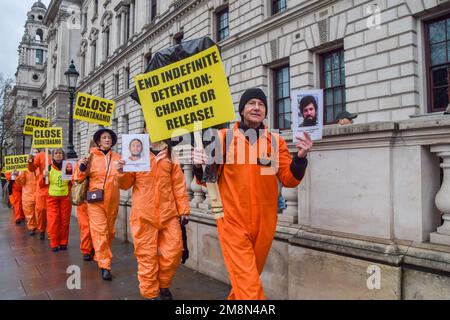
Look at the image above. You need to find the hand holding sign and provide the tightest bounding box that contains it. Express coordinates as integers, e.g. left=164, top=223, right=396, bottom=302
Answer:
left=295, top=132, right=313, bottom=158
left=74, top=93, right=115, bottom=127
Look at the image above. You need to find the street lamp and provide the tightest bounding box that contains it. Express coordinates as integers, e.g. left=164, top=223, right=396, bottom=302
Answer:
left=64, top=60, right=79, bottom=159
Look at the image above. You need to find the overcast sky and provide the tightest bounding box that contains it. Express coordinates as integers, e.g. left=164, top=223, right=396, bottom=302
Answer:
left=0, top=0, right=50, bottom=81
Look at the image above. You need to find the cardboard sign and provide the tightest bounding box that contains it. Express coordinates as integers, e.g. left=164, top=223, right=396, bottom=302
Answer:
left=291, top=89, right=324, bottom=141
left=3, top=155, right=29, bottom=172
left=74, top=92, right=115, bottom=127
left=32, top=127, right=63, bottom=148
left=121, top=134, right=151, bottom=172
left=23, top=116, right=50, bottom=135
left=134, top=45, right=235, bottom=142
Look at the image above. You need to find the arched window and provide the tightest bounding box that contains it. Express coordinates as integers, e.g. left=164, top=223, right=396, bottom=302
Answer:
left=36, top=29, right=43, bottom=42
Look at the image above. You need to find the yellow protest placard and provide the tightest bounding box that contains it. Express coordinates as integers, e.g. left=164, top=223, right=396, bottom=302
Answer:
left=32, top=127, right=63, bottom=148
left=23, top=116, right=50, bottom=135
left=74, top=92, right=115, bottom=127
left=134, top=45, right=235, bottom=142
left=3, top=155, right=29, bottom=172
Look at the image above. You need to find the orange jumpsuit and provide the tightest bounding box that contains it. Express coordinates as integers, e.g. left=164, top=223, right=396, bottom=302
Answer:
left=42, top=164, right=72, bottom=249
left=28, top=151, right=51, bottom=233
left=118, top=148, right=190, bottom=299
left=73, top=148, right=121, bottom=270
left=6, top=173, right=24, bottom=222
left=15, top=171, right=37, bottom=231
left=197, top=122, right=306, bottom=300
left=74, top=160, right=94, bottom=256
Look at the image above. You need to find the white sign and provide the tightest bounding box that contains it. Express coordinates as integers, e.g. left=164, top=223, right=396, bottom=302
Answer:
left=291, top=89, right=323, bottom=141
left=122, top=134, right=151, bottom=172
left=61, top=160, right=77, bottom=181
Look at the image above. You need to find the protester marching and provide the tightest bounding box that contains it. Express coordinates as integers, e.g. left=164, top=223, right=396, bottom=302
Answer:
left=1, top=37, right=315, bottom=300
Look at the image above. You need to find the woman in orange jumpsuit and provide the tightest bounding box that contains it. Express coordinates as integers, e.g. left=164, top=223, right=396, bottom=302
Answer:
left=74, top=129, right=121, bottom=280
left=28, top=149, right=51, bottom=240
left=73, top=141, right=96, bottom=261
left=193, top=88, right=313, bottom=300
left=15, top=162, right=38, bottom=235
left=6, top=171, right=25, bottom=224
left=42, top=148, right=72, bottom=252
left=117, top=138, right=190, bottom=300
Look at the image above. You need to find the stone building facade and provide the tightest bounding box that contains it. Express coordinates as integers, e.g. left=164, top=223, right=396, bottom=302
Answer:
left=9, top=1, right=49, bottom=154
left=13, top=0, right=450, bottom=299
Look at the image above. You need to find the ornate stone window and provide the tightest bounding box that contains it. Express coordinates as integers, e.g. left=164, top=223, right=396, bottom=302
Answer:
left=216, top=7, right=229, bottom=42
left=273, top=65, right=290, bottom=130
left=271, top=0, right=286, bottom=15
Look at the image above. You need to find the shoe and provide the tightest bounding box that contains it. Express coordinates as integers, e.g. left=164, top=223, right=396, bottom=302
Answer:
left=59, top=245, right=67, bottom=251
left=83, top=254, right=93, bottom=261
left=29, top=230, right=36, bottom=236
left=148, top=296, right=162, bottom=300
left=15, top=219, right=21, bottom=225
left=160, top=288, right=173, bottom=300
left=100, top=268, right=112, bottom=281
left=51, top=247, right=59, bottom=252
left=39, top=232, right=45, bottom=240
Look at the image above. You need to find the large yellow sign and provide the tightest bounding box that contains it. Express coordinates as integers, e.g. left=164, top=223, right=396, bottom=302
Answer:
left=32, top=127, right=63, bottom=148
left=74, top=92, right=115, bottom=127
left=134, top=45, right=235, bottom=142
left=23, top=116, right=50, bottom=135
left=3, top=155, right=29, bottom=172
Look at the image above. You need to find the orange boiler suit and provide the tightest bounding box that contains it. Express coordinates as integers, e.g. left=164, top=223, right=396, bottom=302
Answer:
left=28, top=151, right=52, bottom=233
left=42, top=163, right=72, bottom=249
left=73, top=148, right=121, bottom=270
left=73, top=161, right=93, bottom=256
left=15, top=171, right=37, bottom=231
left=6, top=173, right=25, bottom=222
left=194, top=122, right=308, bottom=300
left=118, top=148, right=190, bottom=299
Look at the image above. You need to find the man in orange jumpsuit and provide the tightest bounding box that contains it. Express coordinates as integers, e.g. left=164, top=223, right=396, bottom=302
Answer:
left=74, top=129, right=121, bottom=280
left=28, top=149, right=51, bottom=240
left=6, top=171, right=25, bottom=224
left=117, top=141, right=190, bottom=300
left=15, top=168, right=38, bottom=235
left=193, top=88, right=313, bottom=300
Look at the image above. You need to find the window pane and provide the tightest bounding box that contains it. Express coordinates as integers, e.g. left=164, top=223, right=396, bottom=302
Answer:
left=433, top=67, right=448, bottom=87
left=278, top=116, right=284, bottom=129
left=325, top=89, right=333, bottom=106
left=434, top=87, right=449, bottom=109
left=325, top=71, right=331, bottom=88
left=277, top=100, right=284, bottom=113
left=324, top=57, right=331, bottom=72
left=430, top=21, right=446, bottom=44
left=340, top=68, right=345, bottom=86
left=284, top=98, right=291, bottom=113
left=284, top=112, right=291, bottom=129
left=332, top=70, right=340, bottom=87
left=340, top=51, right=345, bottom=66
left=282, top=67, right=289, bottom=82
left=332, top=53, right=340, bottom=70
left=431, top=43, right=447, bottom=65
left=334, top=88, right=342, bottom=105
left=335, top=104, right=343, bottom=116
left=326, top=106, right=333, bottom=123
left=447, top=19, right=450, bottom=39
left=282, top=82, right=289, bottom=97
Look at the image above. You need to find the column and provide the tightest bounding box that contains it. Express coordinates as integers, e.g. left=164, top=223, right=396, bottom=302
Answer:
left=130, top=1, right=135, bottom=36
left=430, top=144, right=450, bottom=245
left=190, top=176, right=204, bottom=208
left=120, top=11, right=126, bottom=46
left=278, top=186, right=299, bottom=224
left=198, top=185, right=211, bottom=211
left=116, top=15, right=121, bottom=49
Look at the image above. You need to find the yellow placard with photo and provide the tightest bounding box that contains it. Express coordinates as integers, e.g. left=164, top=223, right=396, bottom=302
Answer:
left=23, top=115, right=50, bottom=135
left=32, top=127, right=63, bottom=148
left=134, top=45, right=235, bottom=142
left=3, top=155, right=29, bottom=172
left=74, top=92, right=115, bottom=127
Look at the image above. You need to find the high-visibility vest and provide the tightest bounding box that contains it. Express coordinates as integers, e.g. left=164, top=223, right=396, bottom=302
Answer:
left=48, top=165, right=69, bottom=197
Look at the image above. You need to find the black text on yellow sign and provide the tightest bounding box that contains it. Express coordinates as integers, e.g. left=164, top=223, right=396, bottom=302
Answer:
left=23, top=116, right=50, bottom=135
left=3, top=155, right=29, bottom=172
left=73, top=92, right=115, bottom=127
left=134, top=45, right=235, bottom=142
left=32, top=127, right=63, bottom=149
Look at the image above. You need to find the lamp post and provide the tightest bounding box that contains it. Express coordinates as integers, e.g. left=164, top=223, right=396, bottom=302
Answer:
left=64, top=60, right=79, bottom=159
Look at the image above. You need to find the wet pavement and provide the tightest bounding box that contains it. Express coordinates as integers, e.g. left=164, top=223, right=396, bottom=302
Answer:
left=0, top=203, right=230, bottom=300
